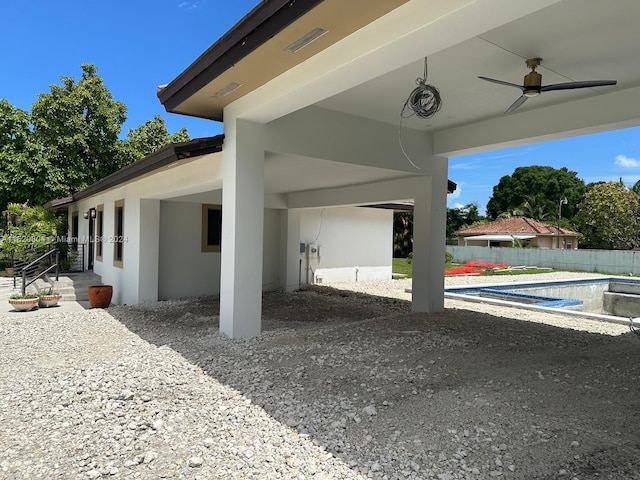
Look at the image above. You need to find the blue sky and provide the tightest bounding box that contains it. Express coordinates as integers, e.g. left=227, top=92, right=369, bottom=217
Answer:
left=448, top=127, right=640, bottom=214
left=1, top=0, right=260, bottom=138
left=3, top=1, right=638, bottom=215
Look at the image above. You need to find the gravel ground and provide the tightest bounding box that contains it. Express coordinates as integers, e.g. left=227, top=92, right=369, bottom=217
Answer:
left=1, top=272, right=640, bottom=479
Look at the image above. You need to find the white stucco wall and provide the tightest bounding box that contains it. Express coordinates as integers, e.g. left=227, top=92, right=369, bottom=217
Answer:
left=300, top=206, right=393, bottom=283
left=158, top=201, right=221, bottom=300
left=64, top=146, right=398, bottom=305
left=157, top=202, right=282, bottom=300
left=262, top=208, right=282, bottom=291
left=70, top=189, right=394, bottom=304
left=71, top=193, right=139, bottom=306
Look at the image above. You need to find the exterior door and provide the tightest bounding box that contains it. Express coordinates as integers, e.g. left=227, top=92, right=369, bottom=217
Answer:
left=88, top=212, right=94, bottom=271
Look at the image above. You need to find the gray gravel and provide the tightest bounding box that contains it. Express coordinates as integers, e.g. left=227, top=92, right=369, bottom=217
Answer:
left=2, top=272, right=640, bottom=479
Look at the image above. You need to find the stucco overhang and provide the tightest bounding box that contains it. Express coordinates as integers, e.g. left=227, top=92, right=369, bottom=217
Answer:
left=45, top=135, right=223, bottom=209
left=156, top=0, right=640, bottom=159
left=157, top=0, right=409, bottom=121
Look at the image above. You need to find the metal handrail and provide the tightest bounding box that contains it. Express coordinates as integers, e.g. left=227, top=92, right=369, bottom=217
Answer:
left=19, top=247, right=59, bottom=296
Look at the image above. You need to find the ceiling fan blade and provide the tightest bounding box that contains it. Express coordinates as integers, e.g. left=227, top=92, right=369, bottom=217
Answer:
left=541, top=80, right=617, bottom=92
left=478, top=76, right=525, bottom=91
left=504, top=95, right=527, bottom=114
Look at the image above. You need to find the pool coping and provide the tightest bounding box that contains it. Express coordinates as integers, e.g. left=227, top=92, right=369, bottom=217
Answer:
left=440, top=276, right=640, bottom=327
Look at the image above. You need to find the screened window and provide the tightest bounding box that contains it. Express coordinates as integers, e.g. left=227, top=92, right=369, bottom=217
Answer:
left=201, top=204, right=222, bottom=252
left=96, top=204, right=104, bottom=261
left=71, top=212, right=79, bottom=251
left=114, top=200, right=124, bottom=267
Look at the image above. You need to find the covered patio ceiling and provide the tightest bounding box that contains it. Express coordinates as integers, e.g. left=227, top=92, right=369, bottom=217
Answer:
left=159, top=0, right=640, bottom=157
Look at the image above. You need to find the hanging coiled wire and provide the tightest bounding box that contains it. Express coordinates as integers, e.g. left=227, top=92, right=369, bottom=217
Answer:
left=401, top=58, right=442, bottom=119
left=398, top=57, right=442, bottom=169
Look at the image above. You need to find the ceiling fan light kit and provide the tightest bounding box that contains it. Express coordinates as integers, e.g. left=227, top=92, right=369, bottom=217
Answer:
left=479, top=57, right=616, bottom=114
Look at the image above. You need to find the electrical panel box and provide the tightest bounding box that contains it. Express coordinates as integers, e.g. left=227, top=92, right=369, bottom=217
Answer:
left=308, top=244, right=319, bottom=257
left=300, top=242, right=306, bottom=254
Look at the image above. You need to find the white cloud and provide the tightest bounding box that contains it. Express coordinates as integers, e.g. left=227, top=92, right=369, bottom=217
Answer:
left=615, top=154, right=640, bottom=168
left=448, top=187, right=461, bottom=200
left=450, top=202, right=464, bottom=209
left=450, top=160, right=481, bottom=170
left=178, top=1, right=204, bottom=9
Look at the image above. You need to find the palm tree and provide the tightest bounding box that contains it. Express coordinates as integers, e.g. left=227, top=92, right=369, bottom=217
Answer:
left=520, top=194, right=550, bottom=221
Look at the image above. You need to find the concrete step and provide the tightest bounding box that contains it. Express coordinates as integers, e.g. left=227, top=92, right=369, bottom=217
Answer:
left=46, top=273, right=103, bottom=302
left=0, top=271, right=103, bottom=303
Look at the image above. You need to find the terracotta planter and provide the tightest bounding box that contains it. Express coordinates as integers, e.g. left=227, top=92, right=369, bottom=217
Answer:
left=88, top=285, right=113, bottom=308
left=39, top=294, right=62, bottom=308
left=9, top=298, right=39, bottom=312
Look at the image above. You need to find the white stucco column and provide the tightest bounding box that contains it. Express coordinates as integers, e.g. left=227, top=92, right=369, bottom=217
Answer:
left=281, top=209, right=302, bottom=292
left=411, top=157, right=448, bottom=313
left=220, top=120, right=265, bottom=338
left=138, top=199, right=160, bottom=303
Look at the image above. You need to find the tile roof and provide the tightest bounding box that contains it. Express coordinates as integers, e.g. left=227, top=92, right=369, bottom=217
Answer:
left=456, top=217, right=580, bottom=236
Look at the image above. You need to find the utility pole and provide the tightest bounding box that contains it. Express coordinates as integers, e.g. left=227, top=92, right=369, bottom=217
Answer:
left=558, top=197, right=568, bottom=249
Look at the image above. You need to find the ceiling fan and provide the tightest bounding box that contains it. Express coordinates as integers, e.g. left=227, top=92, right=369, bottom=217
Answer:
left=479, top=58, right=617, bottom=114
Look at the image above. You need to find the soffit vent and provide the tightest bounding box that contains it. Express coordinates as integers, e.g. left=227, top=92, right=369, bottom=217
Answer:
left=284, top=27, right=328, bottom=53
left=212, top=82, right=242, bottom=98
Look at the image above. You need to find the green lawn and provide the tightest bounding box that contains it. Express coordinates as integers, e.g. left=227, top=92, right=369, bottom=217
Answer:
left=392, top=257, right=554, bottom=278
left=392, top=258, right=413, bottom=277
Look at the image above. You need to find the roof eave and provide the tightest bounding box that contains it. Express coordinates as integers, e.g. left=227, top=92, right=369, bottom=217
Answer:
left=157, top=0, right=324, bottom=118
left=46, top=135, right=224, bottom=208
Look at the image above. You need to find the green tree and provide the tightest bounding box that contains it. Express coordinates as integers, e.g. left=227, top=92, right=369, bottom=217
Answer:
left=0, top=65, right=192, bottom=210
left=520, top=193, right=551, bottom=221
left=447, top=202, right=486, bottom=239
left=574, top=181, right=640, bottom=249
left=393, top=212, right=413, bottom=258
left=486, top=165, right=586, bottom=221
left=30, top=63, right=128, bottom=195
left=117, top=115, right=190, bottom=165
left=1, top=203, right=62, bottom=261
left=0, top=100, right=47, bottom=208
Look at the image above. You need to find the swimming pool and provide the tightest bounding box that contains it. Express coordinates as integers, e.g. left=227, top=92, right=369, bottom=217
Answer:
left=445, top=277, right=640, bottom=326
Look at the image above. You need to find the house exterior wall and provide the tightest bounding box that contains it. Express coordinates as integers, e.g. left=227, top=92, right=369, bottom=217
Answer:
left=536, top=236, right=554, bottom=249
left=63, top=140, right=400, bottom=308
left=458, top=235, right=579, bottom=249
left=300, top=207, right=393, bottom=283
left=70, top=187, right=148, bottom=304
left=158, top=201, right=222, bottom=300
left=68, top=194, right=393, bottom=305
left=156, top=202, right=283, bottom=300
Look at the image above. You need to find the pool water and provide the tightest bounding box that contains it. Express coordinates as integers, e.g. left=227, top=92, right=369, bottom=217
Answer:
left=445, top=277, right=640, bottom=324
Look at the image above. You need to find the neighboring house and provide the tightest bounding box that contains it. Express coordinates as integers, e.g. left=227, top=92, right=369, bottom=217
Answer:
left=47, top=1, right=640, bottom=337
left=456, top=217, right=580, bottom=249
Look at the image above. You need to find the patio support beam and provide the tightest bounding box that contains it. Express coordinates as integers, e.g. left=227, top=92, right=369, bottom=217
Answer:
left=264, top=106, right=436, bottom=174
left=411, top=157, right=448, bottom=313
left=220, top=119, right=265, bottom=338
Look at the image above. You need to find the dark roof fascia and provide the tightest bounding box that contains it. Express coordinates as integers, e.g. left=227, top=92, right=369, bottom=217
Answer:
left=74, top=135, right=224, bottom=201
left=366, top=203, right=414, bottom=212
left=44, top=196, right=74, bottom=210
left=158, top=0, right=324, bottom=117
left=47, top=136, right=223, bottom=207
left=447, top=179, right=456, bottom=194
left=366, top=180, right=458, bottom=213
